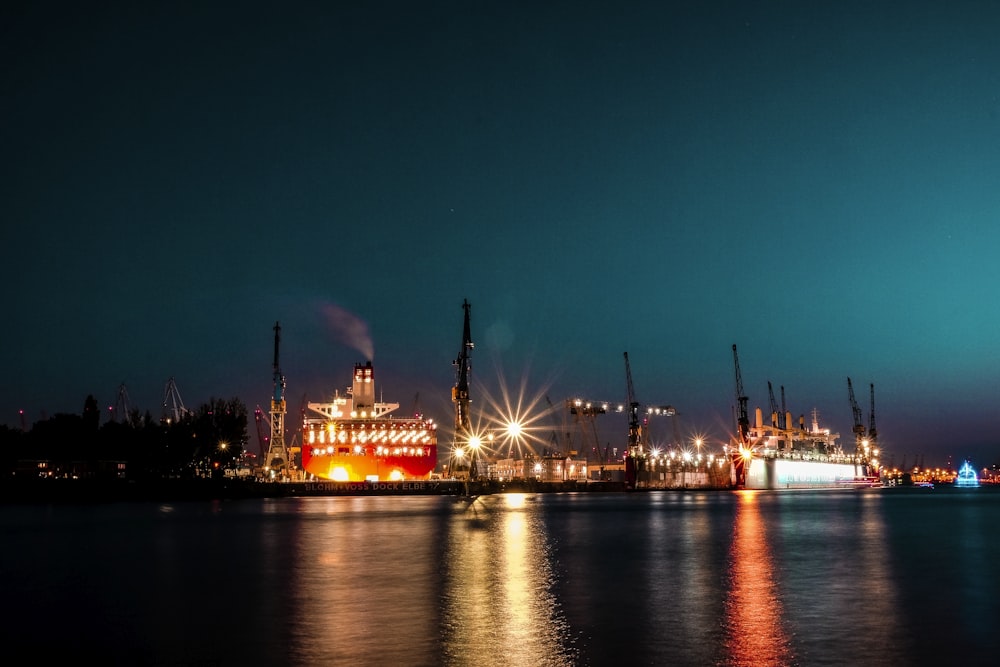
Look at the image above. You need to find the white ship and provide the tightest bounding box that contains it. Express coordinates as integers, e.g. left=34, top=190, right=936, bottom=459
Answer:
left=736, top=407, right=878, bottom=490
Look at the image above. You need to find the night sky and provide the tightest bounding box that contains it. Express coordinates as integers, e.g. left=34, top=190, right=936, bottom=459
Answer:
left=4, top=1, right=1000, bottom=467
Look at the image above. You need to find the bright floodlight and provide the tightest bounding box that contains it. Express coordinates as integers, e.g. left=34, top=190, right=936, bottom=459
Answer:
left=506, top=421, right=522, bottom=438
left=469, top=435, right=482, bottom=449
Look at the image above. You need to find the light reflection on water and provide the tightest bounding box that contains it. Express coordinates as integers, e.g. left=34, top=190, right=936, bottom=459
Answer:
left=4, top=488, right=999, bottom=665
left=440, top=493, right=575, bottom=666
left=285, top=494, right=574, bottom=666
left=287, top=496, right=444, bottom=665
left=723, top=490, right=794, bottom=666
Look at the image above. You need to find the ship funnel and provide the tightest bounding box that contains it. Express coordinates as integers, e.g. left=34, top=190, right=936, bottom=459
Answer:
left=353, top=362, right=375, bottom=415
left=755, top=407, right=763, bottom=428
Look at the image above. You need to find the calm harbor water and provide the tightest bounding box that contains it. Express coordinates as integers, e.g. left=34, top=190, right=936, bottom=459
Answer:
left=2, top=487, right=999, bottom=666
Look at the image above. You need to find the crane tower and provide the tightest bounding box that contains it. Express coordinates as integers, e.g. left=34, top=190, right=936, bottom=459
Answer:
left=623, top=352, right=644, bottom=489
left=731, top=344, right=750, bottom=487
left=263, top=321, right=290, bottom=474
left=114, top=382, right=134, bottom=426
left=162, top=377, right=188, bottom=424
left=868, top=383, right=878, bottom=448
left=452, top=300, right=476, bottom=478
left=847, top=377, right=866, bottom=455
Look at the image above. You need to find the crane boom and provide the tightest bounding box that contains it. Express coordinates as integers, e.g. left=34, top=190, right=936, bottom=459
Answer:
left=780, top=385, right=787, bottom=430
left=767, top=381, right=779, bottom=427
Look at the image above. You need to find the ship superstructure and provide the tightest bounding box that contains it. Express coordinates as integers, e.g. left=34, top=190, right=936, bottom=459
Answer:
left=300, top=362, right=437, bottom=482
left=740, top=405, right=867, bottom=489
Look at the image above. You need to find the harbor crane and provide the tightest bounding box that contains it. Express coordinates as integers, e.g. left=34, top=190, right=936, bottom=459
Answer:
left=162, top=377, right=188, bottom=424
left=567, top=399, right=612, bottom=465
left=114, top=382, right=135, bottom=426
left=767, top=381, right=780, bottom=428
left=780, top=385, right=788, bottom=430
left=566, top=396, right=673, bottom=466
left=622, top=352, right=676, bottom=489
left=263, top=321, right=290, bottom=473
left=868, top=383, right=878, bottom=448
left=624, top=352, right=643, bottom=489
left=452, top=299, right=476, bottom=479
left=731, top=344, right=750, bottom=488
left=566, top=355, right=673, bottom=483
left=847, top=377, right=866, bottom=454
left=732, top=345, right=750, bottom=446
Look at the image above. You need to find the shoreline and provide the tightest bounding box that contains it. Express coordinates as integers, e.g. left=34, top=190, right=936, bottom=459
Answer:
left=5, top=477, right=967, bottom=505
left=0, top=477, right=634, bottom=504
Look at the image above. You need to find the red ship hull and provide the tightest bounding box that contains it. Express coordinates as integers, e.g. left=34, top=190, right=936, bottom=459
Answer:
left=301, top=362, right=438, bottom=482
left=302, top=441, right=438, bottom=482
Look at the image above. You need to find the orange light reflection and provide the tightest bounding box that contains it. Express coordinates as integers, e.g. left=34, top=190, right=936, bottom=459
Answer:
left=722, top=490, right=793, bottom=666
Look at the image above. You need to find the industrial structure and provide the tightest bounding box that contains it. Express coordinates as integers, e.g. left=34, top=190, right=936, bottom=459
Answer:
left=729, top=345, right=881, bottom=489
left=560, top=354, right=675, bottom=488
left=113, top=382, right=134, bottom=426
left=452, top=298, right=475, bottom=478
left=162, top=377, right=188, bottom=424
left=731, top=344, right=751, bottom=487
left=299, top=360, right=438, bottom=481
left=848, top=377, right=881, bottom=477
left=262, top=321, right=290, bottom=474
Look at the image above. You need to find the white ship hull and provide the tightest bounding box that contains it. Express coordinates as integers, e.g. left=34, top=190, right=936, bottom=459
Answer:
left=744, top=456, right=870, bottom=490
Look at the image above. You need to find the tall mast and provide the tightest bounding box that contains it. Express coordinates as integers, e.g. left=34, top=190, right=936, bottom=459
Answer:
left=452, top=300, right=475, bottom=477
left=264, top=321, right=289, bottom=475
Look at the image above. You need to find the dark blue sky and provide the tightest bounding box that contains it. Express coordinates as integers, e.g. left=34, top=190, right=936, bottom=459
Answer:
left=4, top=1, right=1000, bottom=467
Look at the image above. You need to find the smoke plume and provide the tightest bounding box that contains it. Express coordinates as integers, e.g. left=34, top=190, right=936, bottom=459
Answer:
left=320, top=302, right=375, bottom=361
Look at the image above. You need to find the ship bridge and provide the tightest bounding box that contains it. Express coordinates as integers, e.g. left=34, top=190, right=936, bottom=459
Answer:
left=307, top=361, right=400, bottom=420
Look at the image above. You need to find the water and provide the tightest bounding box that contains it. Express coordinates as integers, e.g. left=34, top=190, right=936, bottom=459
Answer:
left=2, top=487, right=999, bottom=666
